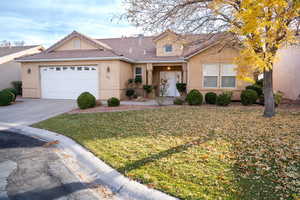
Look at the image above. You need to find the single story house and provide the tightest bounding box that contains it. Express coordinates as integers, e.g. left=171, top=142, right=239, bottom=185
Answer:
left=17, top=30, right=249, bottom=100
left=0, top=45, right=43, bottom=90
left=273, top=40, right=300, bottom=100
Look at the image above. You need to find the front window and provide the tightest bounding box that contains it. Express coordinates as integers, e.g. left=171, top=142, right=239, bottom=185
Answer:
left=203, top=64, right=219, bottom=88
left=135, top=67, right=142, bottom=79
left=203, top=64, right=236, bottom=88
left=221, top=64, right=236, bottom=88
left=164, top=44, right=173, bottom=52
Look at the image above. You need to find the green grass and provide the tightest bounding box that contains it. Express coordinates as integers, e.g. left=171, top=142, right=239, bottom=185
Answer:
left=33, top=106, right=300, bottom=200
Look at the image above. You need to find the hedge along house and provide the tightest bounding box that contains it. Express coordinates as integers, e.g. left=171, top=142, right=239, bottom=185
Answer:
left=17, top=30, right=249, bottom=100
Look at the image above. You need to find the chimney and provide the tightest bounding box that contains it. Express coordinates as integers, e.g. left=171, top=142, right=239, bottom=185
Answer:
left=129, top=47, right=132, bottom=54
left=143, top=50, right=146, bottom=55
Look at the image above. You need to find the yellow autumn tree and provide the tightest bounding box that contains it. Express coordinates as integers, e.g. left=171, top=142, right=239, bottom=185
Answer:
left=124, top=0, right=300, bottom=117
left=211, top=0, right=300, bottom=117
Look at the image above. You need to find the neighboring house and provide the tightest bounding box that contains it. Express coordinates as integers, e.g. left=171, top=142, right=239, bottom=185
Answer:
left=273, top=41, right=300, bottom=100
left=0, top=45, right=44, bottom=90
left=17, top=30, right=249, bottom=100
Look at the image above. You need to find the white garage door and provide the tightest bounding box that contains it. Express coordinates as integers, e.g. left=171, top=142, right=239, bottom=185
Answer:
left=40, top=66, right=99, bottom=99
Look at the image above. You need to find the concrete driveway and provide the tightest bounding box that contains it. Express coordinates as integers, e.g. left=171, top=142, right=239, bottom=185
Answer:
left=0, top=98, right=76, bottom=125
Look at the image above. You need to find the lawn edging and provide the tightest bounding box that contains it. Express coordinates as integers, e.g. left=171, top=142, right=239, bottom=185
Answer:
left=10, top=125, right=179, bottom=200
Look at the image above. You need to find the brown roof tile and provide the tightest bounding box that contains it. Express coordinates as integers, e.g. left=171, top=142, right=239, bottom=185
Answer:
left=17, top=49, right=118, bottom=60
left=17, top=32, right=227, bottom=62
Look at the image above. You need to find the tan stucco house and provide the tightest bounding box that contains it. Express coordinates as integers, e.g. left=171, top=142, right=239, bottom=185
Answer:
left=0, top=45, right=43, bottom=90
left=17, top=30, right=249, bottom=100
left=273, top=41, right=300, bottom=100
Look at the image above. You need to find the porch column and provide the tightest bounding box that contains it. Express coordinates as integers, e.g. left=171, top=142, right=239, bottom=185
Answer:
left=182, top=63, right=187, bottom=83
left=146, top=63, right=153, bottom=85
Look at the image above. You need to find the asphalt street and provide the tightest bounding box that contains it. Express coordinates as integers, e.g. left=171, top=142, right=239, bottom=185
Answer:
left=0, top=130, right=100, bottom=200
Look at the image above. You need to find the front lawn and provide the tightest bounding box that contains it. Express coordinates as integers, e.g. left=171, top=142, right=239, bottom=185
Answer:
left=33, top=106, right=300, bottom=200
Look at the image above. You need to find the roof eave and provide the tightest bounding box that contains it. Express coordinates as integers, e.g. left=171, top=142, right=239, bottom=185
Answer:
left=16, top=56, right=187, bottom=64
left=134, top=59, right=186, bottom=64
left=16, top=56, right=135, bottom=63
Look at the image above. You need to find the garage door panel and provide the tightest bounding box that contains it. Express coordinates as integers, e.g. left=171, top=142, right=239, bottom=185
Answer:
left=40, top=66, right=99, bottom=99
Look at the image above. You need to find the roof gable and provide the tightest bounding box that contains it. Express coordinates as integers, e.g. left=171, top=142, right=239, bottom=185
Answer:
left=46, top=31, right=112, bottom=53
left=152, top=29, right=179, bottom=43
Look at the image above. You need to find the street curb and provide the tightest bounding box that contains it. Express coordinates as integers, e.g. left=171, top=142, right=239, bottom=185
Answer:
left=9, top=125, right=179, bottom=200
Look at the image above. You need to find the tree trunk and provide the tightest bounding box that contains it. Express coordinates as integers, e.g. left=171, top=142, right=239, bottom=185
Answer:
left=263, top=69, right=275, bottom=117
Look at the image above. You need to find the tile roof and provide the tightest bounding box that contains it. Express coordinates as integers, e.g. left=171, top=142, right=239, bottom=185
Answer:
left=0, top=45, right=40, bottom=57
left=17, top=31, right=226, bottom=63
left=17, top=49, right=119, bottom=60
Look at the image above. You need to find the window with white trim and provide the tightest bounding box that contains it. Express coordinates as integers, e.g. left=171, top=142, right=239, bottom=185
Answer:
left=135, top=67, right=142, bottom=79
left=221, top=64, right=236, bottom=88
left=203, top=64, right=237, bottom=88
left=73, top=39, right=81, bottom=49
left=203, top=64, right=219, bottom=88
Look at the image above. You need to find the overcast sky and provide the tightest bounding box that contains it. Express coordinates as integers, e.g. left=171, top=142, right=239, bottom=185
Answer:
left=0, top=0, right=142, bottom=47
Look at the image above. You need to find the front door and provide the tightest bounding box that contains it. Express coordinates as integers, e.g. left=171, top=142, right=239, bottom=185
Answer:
left=160, top=71, right=181, bottom=97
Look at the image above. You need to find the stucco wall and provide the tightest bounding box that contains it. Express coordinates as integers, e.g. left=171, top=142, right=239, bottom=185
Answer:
left=155, top=34, right=183, bottom=57
left=55, top=37, right=97, bottom=51
left=21, top=60, right=133, bottom=100
left=273, top=45, right=300, bottom=100
left=0, top=61, right=21, bottom=90
left=119, top=61, right=133, bottom=99
left=187, top=45, right=250, bottom=100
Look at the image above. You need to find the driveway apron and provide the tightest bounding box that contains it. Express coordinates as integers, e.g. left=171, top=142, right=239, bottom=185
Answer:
left=0, top=98, right=76, bottom=125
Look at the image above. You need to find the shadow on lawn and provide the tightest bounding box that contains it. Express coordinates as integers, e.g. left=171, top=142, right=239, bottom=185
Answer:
left=117, top=132, right=216, bottom=173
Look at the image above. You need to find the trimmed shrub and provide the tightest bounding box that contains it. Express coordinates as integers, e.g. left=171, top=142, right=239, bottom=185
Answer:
left=274, top=91, right=284, bottom=107
left=186, top=89, right=203, bottom=105
left=107, top=97, right=120, bottom=107
left=11, top=81, right=22, bottom=95
left=143, top=85, right=153, bottom=94
left=173, top=97, right=184, bottom=105
left=205, top=92, right=217, bottom=104
left=257, top=92, right=283, bottom=107
left=128, top=78, right=134, bottom=84
left=241, top=89, right=258, bottom=105
left=176, top=83, right=187, bottom=95
left=0, top=90, right=14, bottom=106
left=126, top=89, right=135, bottom=99
left=216, top=92, right=231, bottom=106
left=3, top=88, right=17, bottom=101
left=77, top=92, right=96, bottom=109
left=246, top=84, right=263, bottom=96
left=134, top=76, right=142, bottom=84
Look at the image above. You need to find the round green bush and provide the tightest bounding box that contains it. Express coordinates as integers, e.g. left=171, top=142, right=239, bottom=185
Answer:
left=3, top=88, right=17, bottom=101
left=216, top=93, right=231, bottom=106
left=107, top=97, right=120, bottom=107
left=246, top=84, right=263, bottom=96
left=126, top=89, right=135, bottom=98
left=205, top=92, right=217, bottom=104
left=241, top=89, right=258, bottom=105
left=77, top=92, right=96, bottom=109
left=0, top=90, right=14, bottom=106
left=186, top=89, right=203, bottom=105
left=173, top=97, right=184, bottom=105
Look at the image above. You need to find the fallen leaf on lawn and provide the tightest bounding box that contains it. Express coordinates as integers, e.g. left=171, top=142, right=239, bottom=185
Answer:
left=43, top=140, right=59, bottom=147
